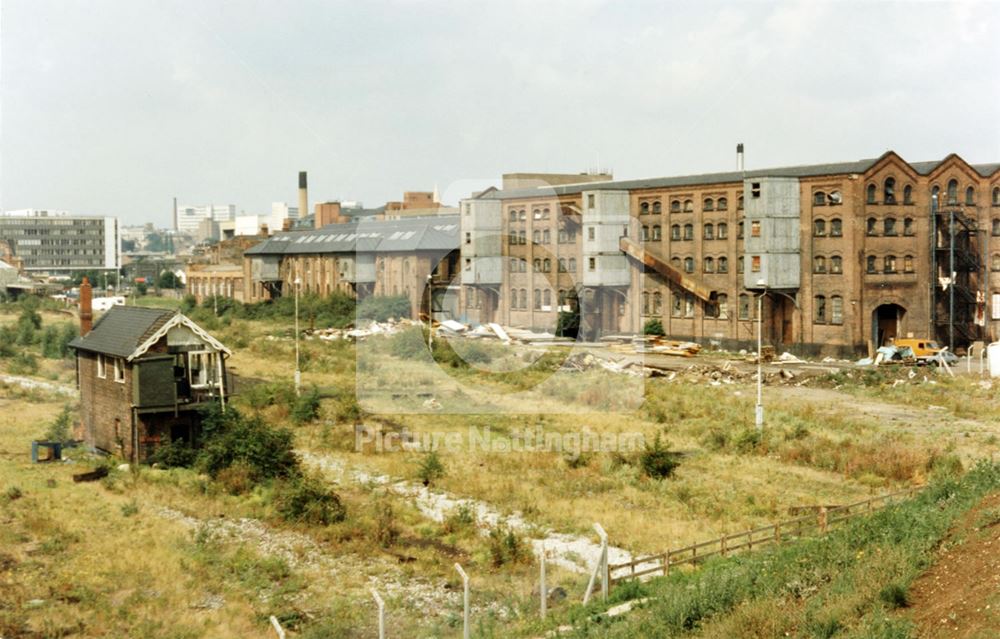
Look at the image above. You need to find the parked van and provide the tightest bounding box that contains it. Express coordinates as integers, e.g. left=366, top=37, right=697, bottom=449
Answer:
left=893, top=338, right=959, bottom=365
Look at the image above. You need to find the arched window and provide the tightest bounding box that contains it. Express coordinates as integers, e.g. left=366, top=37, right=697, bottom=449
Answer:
left=932, top=185, right=941, bottom=202
left=641, top=225, right=650, bottom=241
left=518, top=230, right=526, bottom=244
left=866, top=255, right=877, bottom=273
left=532, top=208, right=541, bottom=220
left=737, top=196, right=744, bottom=210
left=866, top=184, right=877, bottom=204
left=670, top=224, right=680, bottom=241
left=717, top=197, right=728, bottom=211
left=993, top=187, right=1000, bottom=207
left=509, top=210, right=517, bottom=222
left=703, top=198, right=714, bottom=211
left=813, top=191, right=826, bottom=206
left=717, top=222, right=728, bottom=239
left=814, top=256, right=827, bottom=273
left=866, top=218, right=877, bottom=235
left=652, top=225, right=662, bottom=240
left=543, top=289, right=551, bottom=306
left=640, top=202, right=650, bottom=215
left=509, top=231, right=518, bottom=245
left=814, top=295, right=826, bottom=323
left=510, top=288, right=517, bottom=306
left=684, top=257, right=694, bottom=273
left=685, top=294, right=695, bottom=318
left=718, top=256, right=729, bottom=273
left=903, top=218, right=914, bottom=236
left=717, top=294, right=729, bottom=318
left=532, top=230, right=541, bottom=244
left=903, top=185, right=913, bottom=205
left=558, top=289, right=566, bottom=306
left=884, top=255, right=897, bottom=273
left=830, top=256, right=843, bottom=274
left=703, top=256, right=715, bottom=273
left=533, top=289, right=541, bottom=310
left=704, top=223, right=714, bottom=240
left=737, top=221, right=745, bottom=239
left=993, top=219, right=1000, bottom=237
left=830, top=296, right=844, bottom=324
left=652, top=201, right=662, bottom=214
left=543, top=258, right=552, bottom=272
left=947, top=179, right=958, bottom=205
left=904, top=255, right=914, bottom=273
left=670, top=200, right=681, bottom=213
left=737, top=255, right=745, bottom=273
left=542, top=208, right=550, bottom=219
left=683, top=224, right=694, bottom=240
left=672, top=292, right=683, bottom=317
left=884, top=177, right=896, bottom=204
left=814, top=219, right=826, bottom=236
left=642, top=292, right=651, bottom=315
left=519, top=209, right=527, bottom=221
left=738, top=293, right=750, bottom=320
left=509, top=257, right=518, bottom=272
left=520, top=259, right=527, bottom=272
left=683, top=199, right=694, bottom=212
left=653, top=291, right=662, bottom=314
left=670, top=256, right=681, bottom=270
left=830, top=218, right=843, bottom=237
left=520, top=288, right=528, bottom=309
left=966, top=186, right=976, bottom=205
left=884, top=217, right=897, bottom=236
left=568, top=258, right=576, bottom=272
left=558, top=258, right=567, bottom=272
left=993, top=254, right=1000, bottom=272
left=533, top=258, right=541, bottom=271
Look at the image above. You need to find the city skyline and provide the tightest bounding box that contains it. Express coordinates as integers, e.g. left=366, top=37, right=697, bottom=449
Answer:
left=2, top=0, right=998, bottom=226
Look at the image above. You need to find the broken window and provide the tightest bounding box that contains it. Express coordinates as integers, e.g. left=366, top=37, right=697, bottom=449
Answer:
left=750, top=221, right=761, bottom=237
left=866, top=183, right=877, bottom=204
left=830, top=296, right=843, bottom=324
left=867, top=255, right=877, bottom=273
left=683, top=224, right=694, bottom=240
left=947, top=179, right=958, bottom=205
left=717, top=294, right=729, bottom=319
left=685, top=294, right=695, bottom=318
left=751, top=183, right=761, bottom=198
left=738, top=195, right=745, bottom=210
left=830, top=218, right=842, bottom=237
left=737, top=221, right=744, bottom=239
left=814, top=256, right=827, bottom=274
left=465, top=232, right=471, bottom=245
left=703, top=256, right=715, bottom=273
left=718, top=257, right=729, bottom=273
left=704, top=223, right=714, bottom=240
left=884, top=177, right=896, bottom=204
left=993, top=219, right=1000, bottom=237
left=641, top=225, right=649, bottom=241
left=814, top=295, right=826, bottom=323
left=653, top=291, right=662, bottom=314
left=966, top=186, right=976, bottom=206
left=189, top=351, right=219, bottom=388
left=738, top=294, right=750, bottom=320
left=866, top=218, right=877, bottom=236
left=814, top=219, right=826, bottom=236
left=543, top=258, right=551, bottom=273
left=993, top=187, right=1000, bottom=207
left=904, top=255, right=914, bottom=273
left=670, top=224, right=680, bottom=241
left=672, top=293, right=682, bottom=317
left=652, top=201, right=662, bottom=214
left=670, top=256, right=681, bottom=271
left=683, top=199, right=694, bottom=212
left=751, top=255, right=761, bottom=272
left=884, top=217, right=897, bottom=236
left=903, top=185, right=913, bottom=205
left=684, top=257, right=694, bottom=273
left=884, top=255, right=897, bottom=273
left=113, top=358, right=125, bottom=383
left=642, top=292, right=650, bottom=315
left=640, top=202, right=650, bottom=215
left=588, top=257, right=596, bottom=271
left=717, top=222, right=728, bottom=239
left=828, top=191, right=842, bottom=205
left=703, top=198, right=714, bottom=211
left=670, top=199, right=681, bottom=213
left=542, top=208, right=550, bottom=220
left=830, top=256, right=843, bottom=274
left=652, top=225, right=662, bottom=241
left=717, top=197, right=728, bottom=211
left=813, top=191, right=826, bottom=206
left=519, top=209, right=527, bottom=221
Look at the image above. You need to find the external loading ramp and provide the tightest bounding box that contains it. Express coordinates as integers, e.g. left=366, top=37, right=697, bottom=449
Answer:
left=619, top=237, right=713, bottom=302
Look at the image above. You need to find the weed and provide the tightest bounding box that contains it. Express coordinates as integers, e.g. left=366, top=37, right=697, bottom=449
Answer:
left=878, top=583, right=909, bottom=609
left=4, top=486, right=22, bottom=502
left=121, top=500, right=140, bottom=517
left=372, top=495, right=398, bottom=548
left=273, top=474, right=346, bottom=525
left=416, top=449, right=446, bottom=487
left=487, top=523, right=526, bottom=567
left=291, top=386, right=322, bottom=425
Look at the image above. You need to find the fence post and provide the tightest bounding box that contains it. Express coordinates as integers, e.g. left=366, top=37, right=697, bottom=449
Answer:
left=269, top=616, right=286, bottom=639
left=774, top=523, right=781, bottom=544
left=540, top=546, right=547, bottom=620
left=819, top=507, right=828, bottom=534
left=455, top=563, right=470, bottom=639
left=371, top=588, right=385, bottom=639
left=747, top=530, right=753, bottom=552
left=593, top=523, right=609, bottom=602
left=720, top=533, right=727, bottom=557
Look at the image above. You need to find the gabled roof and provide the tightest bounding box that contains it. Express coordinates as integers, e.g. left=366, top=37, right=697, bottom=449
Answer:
left=246, top=215, right=460, bottom=256
left=69, top=306, right=230, bottom=361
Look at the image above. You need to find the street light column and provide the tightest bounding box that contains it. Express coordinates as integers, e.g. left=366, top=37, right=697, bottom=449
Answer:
left=294, top=268, right=302, bottom=397
left=755, top=287, right=765, bottom=432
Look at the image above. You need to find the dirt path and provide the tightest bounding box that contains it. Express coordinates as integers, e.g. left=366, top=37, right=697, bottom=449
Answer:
left=905, top=492, right=1000, bottom=638
left=0, top=373, right=75, bottom=396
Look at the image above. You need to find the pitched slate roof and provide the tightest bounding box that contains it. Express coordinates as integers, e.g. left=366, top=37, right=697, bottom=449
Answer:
left=482, top=154, right=1000, bottom=201
left=69, top=306, right=174, bottom=358
left=246, top=215, right=460, bottom=256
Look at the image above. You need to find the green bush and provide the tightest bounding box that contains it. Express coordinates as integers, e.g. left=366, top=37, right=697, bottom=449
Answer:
left=640, top=433, right=681, bottom=479
left=195, top=405, right=299, bottom=481
left=389, top=326, right=429, bottom=360
left=372, top=495, right=399, bottom=548
left=274, top=475, right=346, bottom=525
left=291, top=386, right=322, bottom=425
left=356, top=295, right=411, bottom=322
left=9, top=352, right=38, bottom=375
left=643, top=318, right=665, bottom=336
left=487, top=523, right=526, bottom=567
left=149, top=439, right=197, bottom=468
left=416, top=450, right=445, bottom=486
left=43, top=405, right=74, bottom=444
left=878, top=583, right=909, bottom=609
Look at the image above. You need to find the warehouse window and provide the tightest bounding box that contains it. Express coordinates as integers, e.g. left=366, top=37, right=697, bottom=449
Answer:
left=641, top=225, right=649, bottom=241
left=533, top=289, right=541, bottom=310
left=993, top=187, right=1000, bottom=206
left=703, top=198, right=714, bottom=211
left=685, top=294, right=695, bottom=317
left=558, top=258, right=567, bottom=272
left=684, top=257, right=694, bottom=273
left=947, top=179, right=958, bottom=205
left=904, top=255, right=914, bottom=273
left=993, top=254, right=1000, bottom=272
left=738, top=294, right=750, bottom=320
left=533, top=230, right=541, bottom=244
left=717, top=197, right=728, bottom=211
left=866, top=218, right=877, bottom=236
left=642, top=292, right=650, bottom=315
left=830, top=256, right=843, bottom=274
left=737, top=221, right=744, bottom=239
left=750, top=221, right=761, bottom=237
left=671, top=224, right=680, bottom=241
left=903, top=185, right=913, bottom=205
left=814, top=219, right=826, bottom=237
left=866, top=255, right=877, bottom=273
left=993, top=219, right=1000, bottom=237
left=884, top=255, right=897, bottom=273
left=672, top=293, right=682, bottom=317
left=588, top=257, right=596, bottom=271
left=966, top=186, right=976, bottom=206
left=671, top=199, right=681, bottom=213
left=737, top=255, right=745, bottom=273
left=751, top=255, right=761, bottom=272
left=568, top=258, right=576, bottom=272
left=640, top=202, right=650, bottom=215
left=737, top=195, right=744, bottom=210
left=683, top=199, right=694, bottom=212
left=884, top=217, right=897, bottom=236
left=683, top=223, right=694, bottom=240
left=718, top=256, right=729, bottom=273
left=830, top=218, right=843, bottom=237
left=652, top=201, right=662, bottom=214
left=652, top=225, right=662, bottom=240
left=704, top=223, right=714, bottom=240
left=814, top=295, right=826, bottom=323
left=703, top=257, right=715, bottom=273
left=884, top=177, right=896, bottom=204
left=543, top=258, right=551, bottom=273
left=828, top=190, right=842, bottom=205
left=717, top=294, right=729, bottom=319
left=903, top=218, right=914, bottom=236
left=814, top=256, right=827, bottom=274
left=717, top=222, right=728, bottom=239
left=830, top=296, right=843, bottom=324
left=866, top=184, right=877, bottom=204
left=813, top=191, right=826, bottom=206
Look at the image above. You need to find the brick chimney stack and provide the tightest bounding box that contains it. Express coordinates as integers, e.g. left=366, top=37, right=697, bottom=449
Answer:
left=79, top=276, right=93, bottom=336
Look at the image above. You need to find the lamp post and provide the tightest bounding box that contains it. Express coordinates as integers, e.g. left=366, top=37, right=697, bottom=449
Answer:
left=755, top=279, right=766, bottom=432
left=426, top=273, right=433, bottom=352
left=294, top=271, right=302, bottom=397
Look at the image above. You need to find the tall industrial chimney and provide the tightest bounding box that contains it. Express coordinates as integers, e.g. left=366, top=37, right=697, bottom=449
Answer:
left=173, top=197, right=178, bottom=231
left=79, top=276, right=93, bottom=336
left=737, top=143, right=745, bottom=172
left=298, top=171, right=308, bottom=229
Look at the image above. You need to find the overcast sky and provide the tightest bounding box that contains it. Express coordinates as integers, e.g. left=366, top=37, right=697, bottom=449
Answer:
left=1, top=0, right=998, bottom=226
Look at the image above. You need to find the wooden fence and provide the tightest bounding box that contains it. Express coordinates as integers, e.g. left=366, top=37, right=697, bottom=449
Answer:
left=609, top=485, right=923, bottom=586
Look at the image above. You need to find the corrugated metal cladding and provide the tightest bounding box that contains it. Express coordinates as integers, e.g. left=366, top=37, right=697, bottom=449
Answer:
left=245, top=215, right=460, bottom=256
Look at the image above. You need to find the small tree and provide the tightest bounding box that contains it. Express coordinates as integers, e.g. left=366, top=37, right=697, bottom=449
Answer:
left=640, top=433, right=681, bottom=479
left=643, top=318, right=665, bottom=336
left=416, top=449, right=445, bottom=487
left=291, top=386, right=322, bottom=425
left=43, top=405, right=75, bottom=444
left=157, top=271, right=181, bottom=289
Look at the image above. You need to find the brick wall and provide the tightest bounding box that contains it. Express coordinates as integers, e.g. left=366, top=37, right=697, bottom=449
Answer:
left=77, top=351, right=135, bottom=460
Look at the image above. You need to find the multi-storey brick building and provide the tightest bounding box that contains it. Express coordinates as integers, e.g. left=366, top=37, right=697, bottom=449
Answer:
left=461, top=151, right=1000, bottom=356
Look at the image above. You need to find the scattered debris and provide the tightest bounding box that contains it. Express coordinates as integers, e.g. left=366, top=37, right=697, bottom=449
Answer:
left=72, top=467, right=109, bottom=483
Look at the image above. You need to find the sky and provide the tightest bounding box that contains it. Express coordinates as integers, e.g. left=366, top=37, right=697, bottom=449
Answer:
left=1, top=0, right=998, bottom=227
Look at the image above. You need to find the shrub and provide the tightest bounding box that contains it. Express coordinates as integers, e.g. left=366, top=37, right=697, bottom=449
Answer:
left=443, top=503, right=477, bottom=534
left=43, top=405, right=74, bottom=444
left=148, top=440, right=197, bottom=468
left=878, top=583, right=909, bottom=609
left=9, top=352, right=38, bottom=375
left=389, top=326, right=429, bottom=360
left=195, top=405, right=299, bottom=481
left=372, top=496, right=399, bottom=548
left=640, top=433, right=681, bottom=479
left=291, top=386, right=322, bottom=425
left=4, top=486, right=22, bottom=502
left=416, top=450, right=445, bottom=487
left=120, top=500, right=140, bottom=517
left=216, top=462, right=255, bottom=495
left=643, top=318, right=665, bottom=336
left=733, top=427, right=763, bottom=454
left=356, top=295, right=412, bottom=322
left=274, top=475, right=346, bottom=525
left=487, top=524, right=526, bottom=567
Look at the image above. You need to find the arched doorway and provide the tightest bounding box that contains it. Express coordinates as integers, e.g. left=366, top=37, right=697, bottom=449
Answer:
left=872, top=303, right=906, bottom=347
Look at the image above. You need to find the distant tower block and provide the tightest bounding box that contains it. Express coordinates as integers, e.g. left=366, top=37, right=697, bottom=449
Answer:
left=298, top=172, right=308, bottom=229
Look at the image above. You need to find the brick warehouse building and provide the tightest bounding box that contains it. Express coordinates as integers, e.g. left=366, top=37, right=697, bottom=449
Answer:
left=460, top=151, right=1000, bottom=356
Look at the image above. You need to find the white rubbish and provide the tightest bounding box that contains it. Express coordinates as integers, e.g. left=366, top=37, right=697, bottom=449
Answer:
left=92, top=296, right=126, bottom=312
left=439, top=319, right=468, bottom=333
left=422, top=397, right=442, bottom=410
left=778, top=352, right=804, bottom=363
left=488, top=323, right=511, bottom=343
